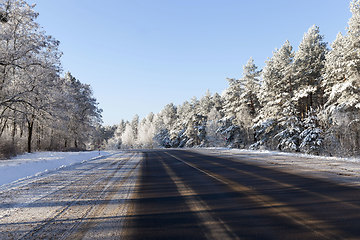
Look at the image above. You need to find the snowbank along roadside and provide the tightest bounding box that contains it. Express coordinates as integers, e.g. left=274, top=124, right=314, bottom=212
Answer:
left=0, top=151, right=114, bottom=188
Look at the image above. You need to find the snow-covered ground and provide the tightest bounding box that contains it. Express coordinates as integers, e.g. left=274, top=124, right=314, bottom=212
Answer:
left=193, top=148, right=360, bottom=187
left=0, top=151, right=113, bottom=187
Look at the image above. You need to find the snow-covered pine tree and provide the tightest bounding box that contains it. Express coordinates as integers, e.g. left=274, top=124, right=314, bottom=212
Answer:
left=182, top=97, right=206, bottom=147
left=250, top=119, right=279, bottom=150
left=219, top=78, right=244, bottom=147
left=212, top=92, right=223, bottom=111
left=292, top=25, right=328, bottom=119
left=221, top=58, right=261, bottom=148
left=347, top=0, right=360, bottom=76
left=204, top=93, right=224, bottom=146
left=172, top=101, right=191, bottom=147
left=322, top=0, right=360, bottom=155
left=252, top=41, right=294, bottom=149
left=325, top=0, right=360, bottom=114
left=198, top=90, right=214, bottom=116
left=322, top=33, right=348, bottom=103
left=275, top=105, right=303, bottom=152
left=106, top=120, right=126, bottom=149
left=221, top=76, right=248, bottom=148
left=195, top=91, right=217, bottom=146
left=216, top=116, right=245, bottom=148
left=61, top=72, right=102, bottom=150
left=154, top=103, right=177, bottom=147
left=299, top=108, right=323, bottom=154
left=258, top=40, right=294, bottom=120
left=320, top=32, right=351, bottom=156
left=137, top=113, right=156, bottom=148
left=205, top=106, right=225, bottom=147
left=236, top=57, right=261, bottom=145
left=222, top=78, right=242, bottom=123
left=121, top=122, right=136, bottom=148
left=238, top=57, right=261, bottom=123
left=131, top=114, right=139, bottom=143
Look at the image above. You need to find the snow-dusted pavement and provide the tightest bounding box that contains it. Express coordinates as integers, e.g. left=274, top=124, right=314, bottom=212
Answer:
left=0, top=152, right=142, bottom=239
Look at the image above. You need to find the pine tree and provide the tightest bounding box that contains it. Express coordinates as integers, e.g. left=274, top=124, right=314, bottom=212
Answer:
left=325, top=0, right=360, bottom=114
left=258, top=40, right=294, bottom=121
left=154, top=103, right=177, bottom=147
left=222, top=78, right=242, bottom=124
left=107, top=120, right=126, bottom=149
left=292, top=25, right=328, bottom=118
left=198, top=90, right=214, bottom=116
left=275, top=105, right=303, bottom=152
left=252, top=41, right=294, bottom=149
left=131, top=114, right=139, bottom=142
left=121, top=122, right=136, bottom=148
left=322, top=0, right=360, bottom=155
left=212, top=92, right=223, bottom=112
left=205, top=106, right=224, bottom=147
left=322, top=32, right=348, bottom=102
left=346, top=0, right=360, bottom=76
left=182, top=97, right=204, bottom=147
left=173, top=101, right=192, bottom=147
left=238, top=57, right=261, bottom=121
left=137, top=113, right=156, bottom=148
left=299, top=108, right=323, bottom=154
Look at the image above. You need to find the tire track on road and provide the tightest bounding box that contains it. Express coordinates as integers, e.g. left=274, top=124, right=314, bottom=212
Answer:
left=61, top=153, right=142, bottom=240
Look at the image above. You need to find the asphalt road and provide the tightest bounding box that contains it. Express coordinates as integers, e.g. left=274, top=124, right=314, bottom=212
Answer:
left=1, top=149, right=360, bottom=239
left=123, top=149, right=360, bottom=240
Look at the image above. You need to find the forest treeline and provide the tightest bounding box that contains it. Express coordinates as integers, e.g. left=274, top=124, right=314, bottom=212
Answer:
left=0, top=0, right=102, bottom=157
left=106, top=0, right=360, bottom=157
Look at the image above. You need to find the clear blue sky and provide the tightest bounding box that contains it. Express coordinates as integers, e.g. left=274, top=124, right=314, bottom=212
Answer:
left=29, top=0, right=351, bottom=125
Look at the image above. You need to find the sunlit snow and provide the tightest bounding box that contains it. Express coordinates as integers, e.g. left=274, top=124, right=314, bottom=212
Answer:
left=0, top=151, right=112, bottom=187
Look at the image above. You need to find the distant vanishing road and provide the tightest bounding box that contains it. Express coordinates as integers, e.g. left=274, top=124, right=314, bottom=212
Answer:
left=1, top=149, right=360, bottom=239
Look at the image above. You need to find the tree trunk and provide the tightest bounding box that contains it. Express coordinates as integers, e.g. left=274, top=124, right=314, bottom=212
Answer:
left=309, top=92, right=313, bottom=111
left=49, top=129, right=53, bottom=150
left=37, top=125, right=41, bottom=150
left=27, top=120, right=34, bottom=153
left=0, top=119, right=8, bottom=137
left=12, top=120, right=16, bottom=145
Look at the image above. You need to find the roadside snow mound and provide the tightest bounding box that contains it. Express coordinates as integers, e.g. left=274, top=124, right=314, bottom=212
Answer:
left=0, top=151, right=113, bottom=187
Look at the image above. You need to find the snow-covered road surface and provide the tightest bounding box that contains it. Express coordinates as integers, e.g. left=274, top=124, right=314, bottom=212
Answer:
left=0, top=152, right=141, bottom=239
